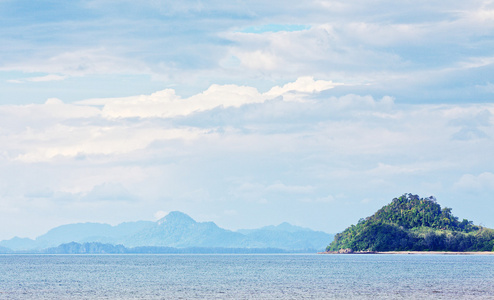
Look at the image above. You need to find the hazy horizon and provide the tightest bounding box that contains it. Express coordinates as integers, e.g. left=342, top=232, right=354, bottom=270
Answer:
left=1, top=0, right=493, bottom=240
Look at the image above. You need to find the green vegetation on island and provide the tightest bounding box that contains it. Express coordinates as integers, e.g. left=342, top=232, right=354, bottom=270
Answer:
left=327, top=194, right=494, bottom=252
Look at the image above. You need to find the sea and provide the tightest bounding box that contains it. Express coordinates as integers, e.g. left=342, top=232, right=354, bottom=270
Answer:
left=1, top=254, right=493, bottom=299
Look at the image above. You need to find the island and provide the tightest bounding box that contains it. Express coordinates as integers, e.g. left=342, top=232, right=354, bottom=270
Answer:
left=324, top=194, right=494, bottom=253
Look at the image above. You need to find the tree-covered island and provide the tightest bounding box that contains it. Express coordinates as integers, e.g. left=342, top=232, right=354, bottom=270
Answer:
left=327, top=194, right=494, bottom=252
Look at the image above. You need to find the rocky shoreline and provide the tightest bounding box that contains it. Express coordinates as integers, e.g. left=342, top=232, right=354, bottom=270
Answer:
left=319, top=248, right=376, bottom=254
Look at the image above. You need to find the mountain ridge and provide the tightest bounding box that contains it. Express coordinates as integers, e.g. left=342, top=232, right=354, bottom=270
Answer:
left=0, top=211, right=333, bottom=252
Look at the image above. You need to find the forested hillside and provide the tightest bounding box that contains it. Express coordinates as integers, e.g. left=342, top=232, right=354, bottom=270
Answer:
left=328, top=194, right=494, bottom=252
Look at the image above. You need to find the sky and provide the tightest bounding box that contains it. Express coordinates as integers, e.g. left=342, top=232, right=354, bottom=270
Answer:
left=1, top=0, right=494, bottom=240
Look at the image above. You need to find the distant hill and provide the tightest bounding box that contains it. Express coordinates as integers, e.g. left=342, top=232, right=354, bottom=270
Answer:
left=328, top=194, right=494, bottom=252
left=123, top=211, right=250, bottom=248
left=0, top=221, right=154, bottom=251
left=0, top=211, right=333, bottom=252
left=238, top=222, right=332, bottom=251
left=0, top=245, right=12, bottom=254
left=0, top=237, right=37, bottom=251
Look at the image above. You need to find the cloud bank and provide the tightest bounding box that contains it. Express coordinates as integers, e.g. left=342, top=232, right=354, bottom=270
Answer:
left=0, top=78, right=493, bottom=239
left=1, top=0, right=494, bottom=103
left=1, top=1, right=493, bottom=239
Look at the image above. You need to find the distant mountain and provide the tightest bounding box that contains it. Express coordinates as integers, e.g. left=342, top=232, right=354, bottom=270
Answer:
left=123, top=211, right=250, bottom=248
left=238, top=222, right=313, bottom=234
left=37, top=220, right=154, bottom=247
left=0, top=211, right=333, bottom=252
left=0, top=236, right=37, bottom=251
left=0, top=220, right=153, bottom=251
left=328, top=194, right=494, bottom=252
left=0, top=245, right=12, bottom=253
left=238, top=222, right=333, bottom=251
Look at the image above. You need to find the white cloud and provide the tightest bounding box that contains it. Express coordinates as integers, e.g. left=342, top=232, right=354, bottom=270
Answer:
left=1, top=0, right=493, bottom=106
left=476, top=82, right=494, bottom=93
left=11, top=125, right=205, bottom=163
left=82, top=182, right=136, bottom=202
left=455, top=172, right=494, bottom=191
left=0, top=98, right=67, bottom=129
left=265, top=76, right=342, bottom=98
left=77, top=77, right=340, bottom=119
left=235, top=50, right=281, bottom=71
left=1, top=48, right=150, bottom=77
left=1, top=79, right=494, bottom=239
left=3, top=0, right=494, bottom=239
left=78, top=85, right=264, bottom=119
left=6, top=79, right=24, bottom=84
left=2, top=80, right=492, bottom=167
left=27, top=75, right=67, bottom=82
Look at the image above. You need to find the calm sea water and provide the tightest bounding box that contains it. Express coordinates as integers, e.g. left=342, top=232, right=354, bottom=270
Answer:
left=1, top=254, right=493, bottom=299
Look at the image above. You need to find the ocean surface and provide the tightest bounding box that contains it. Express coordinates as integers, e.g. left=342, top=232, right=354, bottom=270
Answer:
left=1, top=254, right=493, bottom=299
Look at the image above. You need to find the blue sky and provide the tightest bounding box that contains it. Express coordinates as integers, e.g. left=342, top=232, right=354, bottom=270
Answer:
left=1, top=0, right=494, bottom=239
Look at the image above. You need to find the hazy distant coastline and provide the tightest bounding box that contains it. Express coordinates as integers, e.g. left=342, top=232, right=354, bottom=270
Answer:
left=0, top=211, right=333, bottom=254
left=1, top=241, right=316, bottom=254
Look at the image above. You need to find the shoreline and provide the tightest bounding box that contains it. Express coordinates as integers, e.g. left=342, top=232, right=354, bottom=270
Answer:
left=319, top=251, right=494, bottom=255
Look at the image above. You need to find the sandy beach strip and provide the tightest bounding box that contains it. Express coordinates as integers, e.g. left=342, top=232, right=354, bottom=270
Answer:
left=375, top=251, right=494, bottom=255
left=319, top=251, right=494, bottom=255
